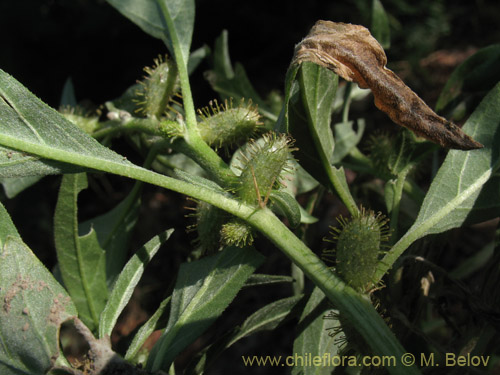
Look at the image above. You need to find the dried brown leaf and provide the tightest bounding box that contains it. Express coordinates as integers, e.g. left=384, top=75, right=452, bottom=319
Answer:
left=293, top=21, right=483, bottom=150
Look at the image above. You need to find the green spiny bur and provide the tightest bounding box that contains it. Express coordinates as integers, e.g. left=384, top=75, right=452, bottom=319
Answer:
left=237, top=133, right=293, bottom=206
left=220, top=218, right=254, bottom=247
left=328, top=208, right=389, bottom=292
left=197, top=99, right=262, bottom=150
left=135, top=55, right=178, bottom=118
left=193, top=201, right=227, bottom=254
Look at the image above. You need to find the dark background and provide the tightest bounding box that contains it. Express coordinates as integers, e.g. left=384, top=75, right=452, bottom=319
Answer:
left=1, top=0, right=499, bottom=109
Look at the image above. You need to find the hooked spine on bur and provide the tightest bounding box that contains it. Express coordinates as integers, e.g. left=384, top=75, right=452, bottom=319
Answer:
left=293, top=20, right=483, bottom=150
left=196, top=98, right=263, bottom=150
left=323, top=207, right=390, bottom=292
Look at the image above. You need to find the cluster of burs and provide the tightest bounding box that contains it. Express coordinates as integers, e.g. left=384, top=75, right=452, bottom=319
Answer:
left=63, top=56, right=390, bottom=297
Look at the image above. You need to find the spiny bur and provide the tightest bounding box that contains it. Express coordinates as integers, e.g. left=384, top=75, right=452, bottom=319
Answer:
left=236, top=132, right=295, bottom=207
left=324, top=207, right=390, bottom=293
left=197, top=98, right=262, bottom=151
left=135, top=55, right=178, bottom=119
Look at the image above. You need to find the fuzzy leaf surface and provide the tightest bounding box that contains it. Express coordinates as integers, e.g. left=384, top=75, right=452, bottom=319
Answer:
left=0, top=234, right=77, bottom=375
left=292, top=287, right=341, bottom=375
left=54, top=173, right=108, bottom=332
left=80, top=185, right=142, bottom=286
left=408, top=82, right=500, bottom=237
left=147, top=246, right=264, bottom=372
left=99, top=229, right=173, bottom=339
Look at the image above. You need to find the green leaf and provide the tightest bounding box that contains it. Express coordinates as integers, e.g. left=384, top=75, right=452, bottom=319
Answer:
left=54, top=173, right=108, bottom=332
left=371, top=0, right=391, bottom=49
left=378, top=82, right=500, bottom=281
left=0, top=201, right=20, bottom=249
left=292, top=287, right=341, bottom=375
left=269, top=190, right=302, bottom=228
left=244, top=273, right=295, bottom=287
left=188, top=45, right=211, bottom=75
left=80, top=183, right=142, bottom=286
left=146, top=246, right=264, bottom=372
left=298, top=62, right=337, bottom=167
left=229, top=295, right=303, bottom=347
left=409, top=82, right=500, bottom=235
left=99, top=229, right=173, bottom=339
left=190, top=295, right=304, bottom=374
left=0, top=236, right=77, bottom=375
left=0, top=175, right=42, bottom=198
left=331, top=120, right=365, bottom=164
left=282, top=62, right=358, bottom=214
left=60, top=77, right=77, bottom=107
left=105, top=0, right=194, bottom=64
left=0, top=144, right=85, bottom=178
left=436, top=44, right=500, bottom=115
left=125, top=296, right=171, bottom=362
left=0, top=69, right=136, bottom=176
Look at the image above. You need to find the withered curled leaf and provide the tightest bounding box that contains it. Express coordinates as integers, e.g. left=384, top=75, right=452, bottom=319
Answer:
left=293, top=21, right=483, bottom=150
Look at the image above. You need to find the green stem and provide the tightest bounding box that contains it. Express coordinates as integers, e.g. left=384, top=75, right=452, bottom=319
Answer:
left=326, top=166, right=359, bottom=215
left=154, top=0, right=196, bottom=136
left=388, top=166, right=412, bottom=241
left=170, top=138, right=236, bottom=187
left=154, top=0, right=237, bottom=189
left=341, top=82, right=353, bottom=123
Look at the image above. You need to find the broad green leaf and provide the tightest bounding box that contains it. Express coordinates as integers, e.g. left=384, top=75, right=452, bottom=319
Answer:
left=125, top=296, right=171, bottom=362
left=283, top=66, right=332, bottom=187
left=54, top=173, right=108, bottom=332
left=106, top=0, right=194, bottom=64
left=409, top=82, right=500, bottom=236
left=0, top=144, right=85, bottom=178
left=299, top=62, right=337, bottom=167
left=278, top=62, right=358, bottom=214
left=0, top=69, right=137, bottom=175
left=378, top=82, right=500, bottom=281
left=0, top=236, right=77, bottom=375
left=371, top=0, right=391, bottom=49
left=436, top=44, right=500, bottom=115
left=146, top=246, right=264, bottom=372
left=80, top=183, right=142, bottom=286
left=99, top=229, right=173, bottom=339
left=292, top=287, right=341, bottom=375
left=0, top=201, right=20, bottom=247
